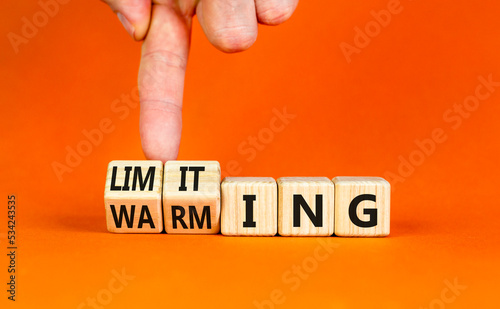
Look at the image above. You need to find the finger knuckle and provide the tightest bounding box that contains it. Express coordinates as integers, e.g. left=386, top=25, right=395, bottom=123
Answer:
left=141, top=49, right=187, bottom=71
left=140, top=99, right=182, bottom=116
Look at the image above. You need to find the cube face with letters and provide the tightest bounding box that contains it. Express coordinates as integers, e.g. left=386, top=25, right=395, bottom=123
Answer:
left=333, top=177, right=390, bottom=237
left=221, top=177, right=277, bottom=236
left=104, top=160, right=163, bottom=233
left=163, top=161, right=221, bottom=234
left=278, top=177, right=334, bottom=236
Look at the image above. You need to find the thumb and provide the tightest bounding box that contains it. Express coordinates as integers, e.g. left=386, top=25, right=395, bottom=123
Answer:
left=102, top=0, right=151, bottom=40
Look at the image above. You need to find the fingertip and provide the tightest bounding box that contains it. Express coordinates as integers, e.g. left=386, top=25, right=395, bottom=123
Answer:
left=256, top=0, right=298, bottom=26
left=106, top=0, right=151, bottom=40
left=125, top=11, right=151, bottom=41
left=196, top=0, right=258, bottom=53
left=117, top=12, right=136, bottom=39
left=211, top=26, right=258, bottom=53
left=140, top=103, right=182, bottom=163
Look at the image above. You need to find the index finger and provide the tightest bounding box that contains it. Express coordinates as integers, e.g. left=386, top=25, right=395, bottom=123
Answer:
left=138, top=4, right=192, bottom=162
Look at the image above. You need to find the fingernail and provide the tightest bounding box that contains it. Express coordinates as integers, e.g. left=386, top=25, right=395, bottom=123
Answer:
left=117, top=12, right=135, bottom=39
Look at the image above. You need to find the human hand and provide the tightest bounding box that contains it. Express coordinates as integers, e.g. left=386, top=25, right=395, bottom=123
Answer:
left=102, top=0, right=298, bottom=162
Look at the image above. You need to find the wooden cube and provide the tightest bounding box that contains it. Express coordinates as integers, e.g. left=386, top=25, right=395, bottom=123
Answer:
left=221, top=177, right=277, bottom=236
left=163, top=161, right=221, bottom=234
left=333, top=177, right=390, bottom=237
left=104, top=160, right=163, bottom=233
left=277, top=177, right=334, bottom=236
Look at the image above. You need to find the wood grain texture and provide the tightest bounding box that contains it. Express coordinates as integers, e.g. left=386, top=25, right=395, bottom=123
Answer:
left=333, top=177, right=390, bottom=237
left=221, top=177, right=277, bottom=236
left=104, top=160, right=163, bottom=233
left=163, top=161, right=221, bottom=234
left=277, top=177, right=334, bottom=236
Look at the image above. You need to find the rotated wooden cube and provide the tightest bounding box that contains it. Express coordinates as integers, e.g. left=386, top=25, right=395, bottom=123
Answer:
left=278, top=177, right=334, bottom=236
left=333, top=177, right=390, bottom=237
left=221, top=177, right=277, bottom=236
left=104, top=160, right=163, bottom=233
left=163, top=161, right=221, bottom=234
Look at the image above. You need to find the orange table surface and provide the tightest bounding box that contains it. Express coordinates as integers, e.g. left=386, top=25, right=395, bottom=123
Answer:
left=1, top=0, right=499, bottom=308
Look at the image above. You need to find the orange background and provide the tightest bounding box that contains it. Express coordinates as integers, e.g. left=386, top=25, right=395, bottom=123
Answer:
left=1, top=0, right=499, bottom=308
